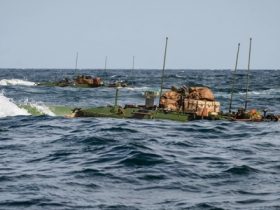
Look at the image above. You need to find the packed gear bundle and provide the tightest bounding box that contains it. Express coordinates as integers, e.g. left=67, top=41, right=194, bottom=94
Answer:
left=160, top=86, right=220, bottom=117
left=74, top=75, right=103, bottom=87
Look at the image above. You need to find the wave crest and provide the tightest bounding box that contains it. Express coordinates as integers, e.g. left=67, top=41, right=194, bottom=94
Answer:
left=0, top=93, right=30, bottom=117
left=0, top=93, right=55, bottom=118
left=0, top=79, right=36, bottom=86
left=22, top=99, right=55, bottom=116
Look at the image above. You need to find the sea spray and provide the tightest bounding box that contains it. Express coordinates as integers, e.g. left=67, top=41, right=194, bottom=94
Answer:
left=22, top=99, right=55, bottom=116
left=0, top=79, right=36, bottom=86
left=0, top=93, right=30, bottom=117
left=0, top=92, right=55, bottom=117
left=125, top=86, right=154, bottom=91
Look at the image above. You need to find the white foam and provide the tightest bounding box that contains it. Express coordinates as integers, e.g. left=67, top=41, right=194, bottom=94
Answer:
left=0, top=93, right=30, bottom=118
left=239, top=88, right=280, bottom=96
left=0, top=79, right=36, bottom=86
left=175, top=74, right=185, bottom=78
left=23, top=99, right=55, bottom=116
left=125, top=86, right=156, bottom=91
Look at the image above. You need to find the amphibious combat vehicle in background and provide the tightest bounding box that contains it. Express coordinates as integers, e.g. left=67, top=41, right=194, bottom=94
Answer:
left=37, top=75, right=104, bottom=88
left=37, top=75, right=128, bottom=88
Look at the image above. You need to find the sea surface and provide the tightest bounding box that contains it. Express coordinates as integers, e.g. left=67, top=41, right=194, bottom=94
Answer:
left=0, top=69, right=280, bottom=209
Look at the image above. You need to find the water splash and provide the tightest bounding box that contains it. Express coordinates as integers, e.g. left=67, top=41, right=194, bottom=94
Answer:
left=0, top=93, right=30, bottom=117
left=0, top=93, right=55, bottom=117
left=22, top=99, right=55, bottom=116
left=0, top=79, right=36, bottom=86
left=125, top=86, right=152, bottom=91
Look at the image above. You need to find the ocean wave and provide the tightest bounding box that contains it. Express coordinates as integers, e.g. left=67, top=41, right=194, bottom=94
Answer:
left=186, top=203, right=226, bottom=210
left=0, top=93, right=30, bottom=117
left=175, top=74, right=185, bottom=78
left=224, top=165, right=260, bottom=175
left=0, top=93, right=55, bottom=118
left=21, top=99, right=55, bottom=116
left=1, top=69, right=280, bottom=210
left=239, top=88, right=280, bottom=96
left=213, top=88, right=280, bottom=99
left=166, top=74, right=186, bottom=79
left=125, top=86, right=158, bottom=91
left=0, top=79, right=36, bottom=86
left=118, top=151, right=165, bottom=167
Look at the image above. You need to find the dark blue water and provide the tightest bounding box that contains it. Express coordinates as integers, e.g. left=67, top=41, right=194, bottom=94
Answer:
left=1, top=69, right=280, bottom=209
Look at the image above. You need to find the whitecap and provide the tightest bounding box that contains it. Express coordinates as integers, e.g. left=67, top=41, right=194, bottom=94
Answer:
left=22, top=99, right=55, bottom=116
left=0, top=79, right=36, bottom=86
left=0, top=93, right=30, bottom=117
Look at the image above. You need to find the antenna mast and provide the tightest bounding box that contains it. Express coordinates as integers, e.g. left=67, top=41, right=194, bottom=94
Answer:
left=244, top=38, right=252, bottom=111
left=104, top=56, right=108, bottom=71
left=158, top=37, right=169, bottom=106
left=131, top=56, right=135, bottom=86
left=228, top=43, right=240, bottom=113
left=74, top=52, right=79, bottom=76
left=132, top=56, right=135, bottom=70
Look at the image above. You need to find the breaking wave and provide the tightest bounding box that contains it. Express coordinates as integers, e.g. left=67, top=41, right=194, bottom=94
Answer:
left=0, top=93, right=55, bottom=118
left=22, top=99, right=55, bottom=116
left=0, top=93, right=30, bottom=117
left=0, top=79, right=36, bottom=86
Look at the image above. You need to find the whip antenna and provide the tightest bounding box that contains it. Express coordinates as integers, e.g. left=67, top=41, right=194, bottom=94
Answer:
left=74, top=52, right=79, bottom=76
left=159, top=37, right=169, bottom=106
left=244, top=38, right=252, bottom=111
left=228, top=43, right=240, bottom=113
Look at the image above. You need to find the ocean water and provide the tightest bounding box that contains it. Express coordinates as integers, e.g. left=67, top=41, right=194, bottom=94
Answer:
left=0, top=69, right=280, bottom=209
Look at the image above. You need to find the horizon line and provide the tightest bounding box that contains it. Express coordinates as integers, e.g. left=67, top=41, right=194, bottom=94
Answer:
left=0, top=68, right=279, bottom=71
